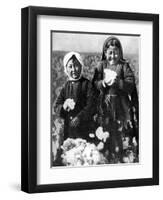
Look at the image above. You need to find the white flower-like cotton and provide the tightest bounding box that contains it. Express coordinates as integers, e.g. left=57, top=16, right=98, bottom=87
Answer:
left=95, top=127, right=109, bottom=143
left=97, top=142, right=104, bottom=150
left=104, top=69, right=117, bottom=86
left=89, top=133, right=95, bottom=138
left=102, top=131, right=110, bottom=142
left=132, top=137, right=138, bottom=147
left=122, top=137, right=130, bottom=150
left=61, top=138, right=107, bottom=166
left=63, top=98, right=76, bottom=111
left=123, top=156, right=130, bottom=163
left=95, top=126, right=104, bottom=140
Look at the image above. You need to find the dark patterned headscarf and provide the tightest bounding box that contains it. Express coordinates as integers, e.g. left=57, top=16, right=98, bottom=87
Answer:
left=101, top=36, right=124, bottom=62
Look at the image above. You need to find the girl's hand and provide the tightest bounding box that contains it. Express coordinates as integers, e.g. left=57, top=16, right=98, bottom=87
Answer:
left=105, top=78, right=115, bottom=86
left=63, top=100, right=69, bottom=111
left=70, top=117, right=80, bottom=127
left=105, top=76, right=119, bottom=86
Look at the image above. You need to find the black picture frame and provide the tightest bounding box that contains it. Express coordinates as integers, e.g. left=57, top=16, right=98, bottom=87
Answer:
left=21, top=6, right=159, bottom=193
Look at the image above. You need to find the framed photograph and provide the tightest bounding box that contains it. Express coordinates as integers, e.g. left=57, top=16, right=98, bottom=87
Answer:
left=21, top=6, right=159, bottom=193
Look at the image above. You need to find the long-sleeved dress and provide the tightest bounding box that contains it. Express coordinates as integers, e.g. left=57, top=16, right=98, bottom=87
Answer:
left=54, top=76, right=94, bottom=140
left=92, top=60, right=139, bottom=139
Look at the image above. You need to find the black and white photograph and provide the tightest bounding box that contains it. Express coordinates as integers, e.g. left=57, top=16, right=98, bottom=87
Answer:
left=51, top=31, right=139, bottom=167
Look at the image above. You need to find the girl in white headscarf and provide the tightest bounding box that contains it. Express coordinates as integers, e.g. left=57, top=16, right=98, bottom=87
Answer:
left=54, top=52, right=94, bottom=140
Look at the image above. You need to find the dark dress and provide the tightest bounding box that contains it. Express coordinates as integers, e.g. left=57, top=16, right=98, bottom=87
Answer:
left=92, top=60, right=139, bottom=156
left=54, top=76, right=94, bottom=140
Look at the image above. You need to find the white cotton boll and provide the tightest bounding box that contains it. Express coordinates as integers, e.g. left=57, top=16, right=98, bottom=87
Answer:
left=132, top=137, right=138, bottom=147
left=92, top=150, right=101, bottom=164
left=122, top=137, right=130, bottom=150
left=61, top=138, right=76, bottom=151
left=89, top=133, right=95, bottom=138
left=61, top=138, right=108, bottom=166
left=95, top=126, right=104, bottom=140
left=115, top=146, right=119, bottom=153
left=89, top=143, right=96, bottom=150
left=128, top=151, right=135, bottom=163
left=63, top=149, right=76, bottom=165
left=64, top=98, right=76, bottom=111
left=95, top=126, right=103, bottom=135
left=103, top=131, right=110, bottom=142
left=104, top=69, right=117, bottom=84
left=83, top=146, right=92, bottom=160
left=68, top=99, right=75, bottom=110
left=123, top=156, right=130, bottom=163
left=76, top=145, right=85, bottom=152
left=97, top=142, right=104, bottom=151
left=83, top=162, right=89, bottom=166
left=76, top=160, right=83, bottom=166
left=75, top=138, right=87, bottom=145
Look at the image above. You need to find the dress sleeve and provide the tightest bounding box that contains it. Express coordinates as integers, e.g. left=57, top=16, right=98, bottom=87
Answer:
left=53, top=86, right=66, bottom=118
left=92, top=62, right=106, bottom=91
left=118, top=62, right=135, bottom=94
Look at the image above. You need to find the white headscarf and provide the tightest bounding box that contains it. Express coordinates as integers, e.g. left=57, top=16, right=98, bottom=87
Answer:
left=63, top=52, right=83, bottom=80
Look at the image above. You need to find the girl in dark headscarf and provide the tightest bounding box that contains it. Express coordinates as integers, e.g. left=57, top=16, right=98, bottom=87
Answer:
left=92, top=36, right=139, bottom=162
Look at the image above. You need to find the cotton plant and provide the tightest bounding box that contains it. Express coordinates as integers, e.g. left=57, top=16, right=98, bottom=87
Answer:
left=52, top=118, right=64, bottom=162
left=60, top=128, right=138, bottom=165
left=122, top=150, right=136, bottom=163
left=52, top=118, right=64, bottom=137
left=94, top=126, right=138, bottom=164
left=61, top=138, right=107, bottom=166
left=88, top=126, right=110, bottom=152
left=122, top=136, right=138, bottom=163
left=122, top=136, right=130, bottom=150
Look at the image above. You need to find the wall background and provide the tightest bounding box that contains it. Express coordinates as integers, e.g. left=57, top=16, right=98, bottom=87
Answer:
left=0, top=0, right=161, bottom=199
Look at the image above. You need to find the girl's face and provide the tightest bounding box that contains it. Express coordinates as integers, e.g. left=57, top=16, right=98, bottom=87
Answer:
left=105, top=45, right=120, bottom=65
left=66, top=57, right=82, bottom=79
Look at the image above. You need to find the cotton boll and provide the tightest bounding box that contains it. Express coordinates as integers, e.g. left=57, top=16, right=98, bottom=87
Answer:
left=76, top=161, right=82, bottom=166
left=115, top=146, right=119, bottom=153
left=128, top=151, right=135, bottom=163
left=123, top=156, right=130, bottom=163
left=92, top=150, right=101, bottom=164
left=64, top=98, right=76, bottom=111
left=97, top=142, right=104, bottom=151
left=62, top=149, right=76, bottom=165
left=83, top=146, right=92, bottom=160
left=68, top=99, right=76, bottom=110
left=76, top=144, right=85, bottom=152
left=61, top=138, right=108, bottom=166
left=104, top=69, right=117, bottom=85
left=89, top=133, right=95, bottom=138
left=103, top=131, right=110, bottom=142
left=122, top=137, right=130, bottom=150
left=95, top=126, right=104, bottom=140
left=83, top=162, right=89, bottom=166
left=132, top=137, right=138, bottom=147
